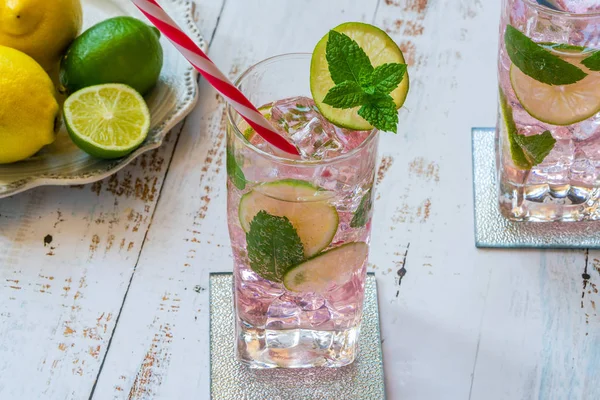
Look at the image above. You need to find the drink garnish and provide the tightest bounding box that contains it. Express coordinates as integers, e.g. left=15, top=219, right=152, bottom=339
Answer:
left=350, top=190, right=373, bottom=228
left=226, top=149, right=246, bottom=190
left=239, top=180, right=339, bottom=257
left=311, top=22, right=409, bottom=132
left=582, top=51, right=600, bottom=71
left=499, top=89, right=556, bottom=170
left=246, top=211, right=304, bottom=283
left=505, top=25, right=587, bottom=85
left=283, top=242, right=368, bottom=293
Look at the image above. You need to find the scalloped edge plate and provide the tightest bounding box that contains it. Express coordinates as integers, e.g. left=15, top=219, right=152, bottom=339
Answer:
left=0, top=0, right=204, bottom=199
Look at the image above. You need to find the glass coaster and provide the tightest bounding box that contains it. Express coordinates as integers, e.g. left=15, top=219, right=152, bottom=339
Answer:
left=472, top=128, right=600, bottom=249
left=209, top=273, right=385, bottom=399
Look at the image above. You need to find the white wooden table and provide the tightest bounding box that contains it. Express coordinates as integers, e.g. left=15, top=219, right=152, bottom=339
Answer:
left=1, top=1, right=599, bottom=399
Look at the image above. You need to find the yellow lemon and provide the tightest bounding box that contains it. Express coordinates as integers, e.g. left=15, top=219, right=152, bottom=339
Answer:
left=0, top=46, right=59, bottom=164
left=0, top=0, right=82, bottom=72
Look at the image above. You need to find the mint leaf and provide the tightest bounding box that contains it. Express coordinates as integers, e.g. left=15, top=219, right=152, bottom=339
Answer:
left=246, top=211, right=304, bottom=283
left=515, top=131, right=556, bottom=166
left=583, top=51, right=600, bottom=71
left=505, top=25, right=587, bottom=85
left=227, top=149, right=246, bottom=190
left=539, top=42, right=588, bottom=52
left=371, top=63, right=407, bottom=94
left=499, top=89, right=555, bottom=169
left=358, top=95, right=398, bottom=133
left=350, top=190, right=373, bottom=228
left=323, top=81, right=368, bottom=109
left=326, top=30, right=374, bottom=85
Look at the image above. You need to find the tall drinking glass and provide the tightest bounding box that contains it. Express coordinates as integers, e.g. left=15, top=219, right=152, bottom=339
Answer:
left=497, top=0, right=600, bottom=221
left=226, top=54, right=379, bottom=368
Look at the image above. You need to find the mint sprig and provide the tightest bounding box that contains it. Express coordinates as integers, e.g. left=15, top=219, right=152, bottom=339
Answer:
left=499, top=89, right=556, bottom=170
left=246, top=211, right=304, bottom=283
left=323, top=30, right=406, bottom=133
left=505, top=25, right=587, bottom=86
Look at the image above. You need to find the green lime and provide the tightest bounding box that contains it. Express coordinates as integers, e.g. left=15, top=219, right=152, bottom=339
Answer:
left=283, top=242, right=369, bottom=293
left=310, top=22, right=409, bottom=130
left=60, top=16, right=163, bottom=95
left=239, top=179, right=338, bottom=257
left=510, top=54, right=600, bottom=126
left=63, top=84, right=151, bottom=159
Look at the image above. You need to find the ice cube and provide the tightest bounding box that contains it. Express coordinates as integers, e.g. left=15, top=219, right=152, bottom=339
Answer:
left=270, top=96, right=320, bottom=136
left=570, top=113, right=600, bottom=142
left=270, top=96, right=344, bottom=159
left=289, top=117, right=344, bottom=159
left=552, top=0, right=600, bottom=13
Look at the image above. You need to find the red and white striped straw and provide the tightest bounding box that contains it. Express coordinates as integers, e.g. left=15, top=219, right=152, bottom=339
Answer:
left=131, top=0, right=299, bottom=156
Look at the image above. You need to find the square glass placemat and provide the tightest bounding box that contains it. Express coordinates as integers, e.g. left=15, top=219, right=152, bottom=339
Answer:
left=209, top=273, right=385, bottom=399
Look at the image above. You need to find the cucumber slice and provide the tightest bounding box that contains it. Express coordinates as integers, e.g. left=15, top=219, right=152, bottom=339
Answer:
left=239, top=179, right=338, bottom=257
left=283, top=242, right=369, bottom=293
left=310, top=22, right=409, bottom=130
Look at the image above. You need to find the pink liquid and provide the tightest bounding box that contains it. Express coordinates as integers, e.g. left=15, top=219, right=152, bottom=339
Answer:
left=228, top=96, right=378, bottom=367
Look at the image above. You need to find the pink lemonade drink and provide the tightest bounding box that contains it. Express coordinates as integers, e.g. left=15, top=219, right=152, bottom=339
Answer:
left=227, top=55, right=377, bottom=368
left=226, top=23, right=408, bottom=369
left=497, top=0, right=600, bottom=221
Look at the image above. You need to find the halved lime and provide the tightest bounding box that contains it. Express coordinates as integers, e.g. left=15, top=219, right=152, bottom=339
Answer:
left=63, top=84, right=151, bottom=159
left=310, top=22, right=409, bottom=130
left=239, top=179, right=338, bottom=257
left=510, top=60, right=600, bottom=126
left=283, top=242, right=369, bottom=293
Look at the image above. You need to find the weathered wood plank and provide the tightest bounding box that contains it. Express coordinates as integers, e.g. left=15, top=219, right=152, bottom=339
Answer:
left=469, top=249, right=600, bottom=400
left=91, top=1, right=379, bottom=398
left=0, top=3, right=220, bottom=399
left=367, top=1, right=499, bottom=398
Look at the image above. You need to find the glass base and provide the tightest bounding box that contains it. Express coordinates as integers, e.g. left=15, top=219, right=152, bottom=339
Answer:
left=236, top=320, right=360, bottom=368
left=498, top=180, right=600, bottom=222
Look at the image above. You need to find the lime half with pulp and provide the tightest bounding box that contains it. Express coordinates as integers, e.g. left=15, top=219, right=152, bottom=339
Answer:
left=510, top=55, right=600, bottom=126
left=63, top=84, right=151, bottom=159
left=310, top=22, right=409, bottom=130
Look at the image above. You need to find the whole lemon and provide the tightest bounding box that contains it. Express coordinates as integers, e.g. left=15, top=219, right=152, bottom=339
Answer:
left=0, top=0, right=82, bottom=72
left=0, top=46, right=59, bottom=164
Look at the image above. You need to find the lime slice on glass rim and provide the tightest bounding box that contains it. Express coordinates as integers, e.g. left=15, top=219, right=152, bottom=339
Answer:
left=239, top=179, right=338, bottom=257
left=510, top=56, right=600, bottom=126
left=63, top=84, right=150, bottom=159
left=310, top=22, right=410, bottom=130
left=283, top=242, right=369, bottom=293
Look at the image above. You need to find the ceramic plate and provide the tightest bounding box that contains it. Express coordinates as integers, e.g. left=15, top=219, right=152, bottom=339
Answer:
left=0, top=0, right=204, bottom=199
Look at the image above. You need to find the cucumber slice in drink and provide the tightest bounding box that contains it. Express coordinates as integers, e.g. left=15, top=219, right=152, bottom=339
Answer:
left=239, top=179, right=338, bottom=257
left=310, top=22, right=409, bottom=130
left=283, top=242, right=369, bottom=293
left=510, top=61, right=600, bottom=126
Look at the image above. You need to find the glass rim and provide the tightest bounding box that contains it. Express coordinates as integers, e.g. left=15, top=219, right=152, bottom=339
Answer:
left=522, top=0, right=600, bottom=18
left=226, top=52, right=379, bottom=166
